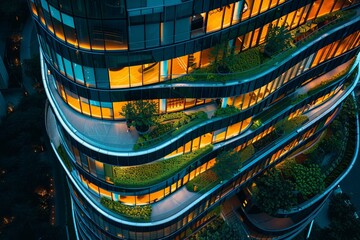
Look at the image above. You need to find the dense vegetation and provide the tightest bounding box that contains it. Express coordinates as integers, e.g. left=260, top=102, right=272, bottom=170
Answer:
left=100, top=198, right=152, bottom=221
left=113, top=145, right=213, bottom=187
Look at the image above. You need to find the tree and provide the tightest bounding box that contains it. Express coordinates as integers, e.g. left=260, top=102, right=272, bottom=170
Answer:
left=120, top=100, right=158, bottom=132
left=253, top=169, right=297, bottom=215
left=318, top=193, right=360, bottom=240
left=212, top=150, right=242, bottom=180
left=283, top=161, right=325, bottom=199
left=264, top=24, right=292, bottom=56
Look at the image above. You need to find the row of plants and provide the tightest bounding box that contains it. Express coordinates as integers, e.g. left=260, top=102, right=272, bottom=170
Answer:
left=186, top=170, right=219, bottom=193
left=100, top=197, right=152, bottom=221
left=112, top=145, right=213, bottom=187
left=251, top=115, right=308, bottom=152
left=292, top=62, right=356, bottom=104
left=187, top=216, right=242, bottom=240
left=186, top=146, right=255, bottom=192
left=274, top=115, right=309, bottom=135
left=213, top=105, right=241, bottom=117
left=323, top=98, right=356, bottom=186
left=175, top=10, right=355, bottom=84
left=134, top=111, right=208, bottom=150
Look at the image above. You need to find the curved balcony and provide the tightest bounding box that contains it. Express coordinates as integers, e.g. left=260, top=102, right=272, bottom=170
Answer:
left=238, top=94, right=359, bottom=239
left=47, top=64, right=354, bottom=228
left=42, top=48, right=358, bottom=165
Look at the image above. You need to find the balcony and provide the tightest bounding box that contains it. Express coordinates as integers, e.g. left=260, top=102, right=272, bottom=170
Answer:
left=171, top=9, right=358, bottom=84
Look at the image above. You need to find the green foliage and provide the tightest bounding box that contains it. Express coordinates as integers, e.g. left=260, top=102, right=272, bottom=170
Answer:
left=275, top=115, right=308, bottom=135
left=113, top=145, right=213, bottom=187
left=100, top=197, right=152, bottom=221
left=57, top=145, right=72, bottom=171
left=134, top=111, right=208, bottom=150
left=253, top=131, right=278, bottom=151
left=264, top=25, right=292, bottom=56
left=120, top=100, right=158, bottom=131
left=186, top=170, right=219, bottom=192
left=319, top=193, right=360, bottom=240
left=253, top=169, right=297, bottom=215
left=250, top=120, right=262, bottom=130
left=227, top=47, right=262, bottom=72
left=283, top=161, right=325, bottom=199
left=239, top=144, right=255, bottom=162
left=214, top=105, right=240, bottom=117
left=213, top=150, right=242, bottom=180
left=188, top=217, right=243, bottom=240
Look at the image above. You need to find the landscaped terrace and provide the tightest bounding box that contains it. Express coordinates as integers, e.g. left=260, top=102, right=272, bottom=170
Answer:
left=172, top=10, right=356, bottom=83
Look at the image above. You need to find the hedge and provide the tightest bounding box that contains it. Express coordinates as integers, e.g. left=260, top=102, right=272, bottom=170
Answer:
left=113, top=145, right=213, bottom=187
left=186, top=170, right=219, bottom=193
left=100, top=197, right=152, bottom=221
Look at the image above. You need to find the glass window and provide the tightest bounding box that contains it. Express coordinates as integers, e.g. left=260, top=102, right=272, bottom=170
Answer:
left=84, top=67, right=96, bottom=87
left=61, top=13, right=75, bottom=28
left=56, top=53, right=65, bottom=74
left=63, top=58, right=74, bottom=80
left=73, top=63, right=84, bottom=84
left=49, top=5, right=61, bottom=21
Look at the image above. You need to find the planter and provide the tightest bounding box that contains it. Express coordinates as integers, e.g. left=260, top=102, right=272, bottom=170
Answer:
left=136, top=125, right=150, bottom=135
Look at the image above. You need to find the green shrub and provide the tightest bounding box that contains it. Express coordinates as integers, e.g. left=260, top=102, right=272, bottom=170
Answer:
left=214, top=105, right=240, bottom=117
left=250, top=120, right=262, bottom=130
left=239, top=144, right=255, bottom=162
left=186, top=170, right=219, bottom=192
left=275, top=115, right=308, bottom=135
left=287, top=164, right=325, bottom=199
left=113, top=145, right=213, bottom=187
left=213, top=150, right=242, bottom=180
left=100, top=197, right=152, bottom=221
left=228, top=47, right=262, bottom=72
left=253, top=169, right=297, bottom=215
left=187, top=217, right=242, bottom=240
left=134, top=111, right=208, bottom=150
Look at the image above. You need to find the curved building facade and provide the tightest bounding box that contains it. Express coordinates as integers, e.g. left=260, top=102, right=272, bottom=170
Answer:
left=29, top=0, right=360, bottom=239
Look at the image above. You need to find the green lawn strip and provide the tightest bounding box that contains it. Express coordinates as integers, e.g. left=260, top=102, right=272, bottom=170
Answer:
left=134, top=111, right=208, bottom=150
left=100, top=197, right=151, bottom=221
left=113, top=145, right=213, bottom=187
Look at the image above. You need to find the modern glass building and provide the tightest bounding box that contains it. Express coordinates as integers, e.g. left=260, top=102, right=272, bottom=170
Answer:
left=28, top=0, right=360, bottom=239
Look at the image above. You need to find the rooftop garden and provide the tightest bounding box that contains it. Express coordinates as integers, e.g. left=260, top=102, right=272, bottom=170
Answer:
left=112, top=145, right=213, bottom=188
left=100, top=197, right=152, bottom=221
left=172, top=10, right=355, bottom=83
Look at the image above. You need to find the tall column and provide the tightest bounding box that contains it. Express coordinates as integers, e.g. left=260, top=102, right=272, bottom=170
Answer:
left=160, top=60, right=169, bottom=81
left=221, top=97, right=228, bottom=108
left=233, top=1, right=243, bottom=23
left=160, top=60, right=168, bottom=113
